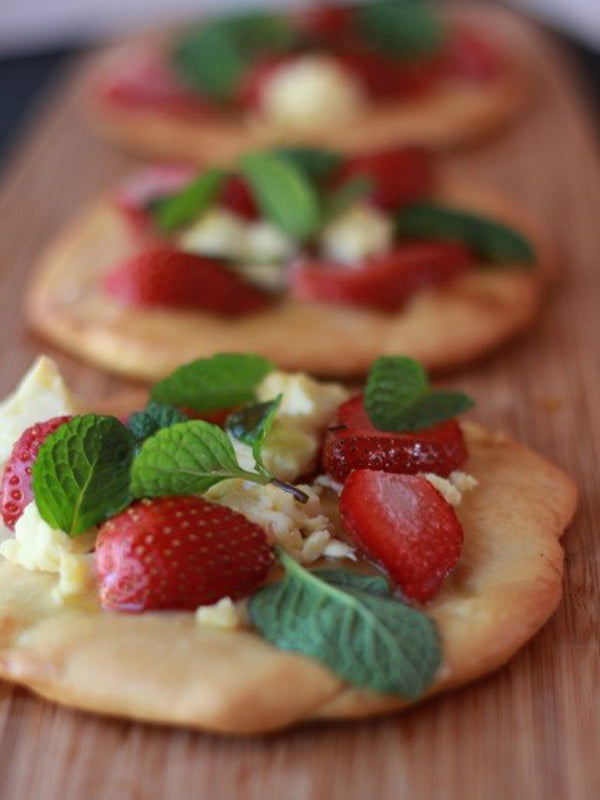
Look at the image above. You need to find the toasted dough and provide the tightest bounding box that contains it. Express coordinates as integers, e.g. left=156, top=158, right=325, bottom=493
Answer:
left=26, top=179, right=553, bottom=380
left=0, top=423, right=576, bottom=733
left=89, top=7, right=532, bottom=162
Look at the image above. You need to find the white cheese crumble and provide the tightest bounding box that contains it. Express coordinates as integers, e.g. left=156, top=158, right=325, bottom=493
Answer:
left=260, top=55, right=366, bottom=131
left=195, top=597, right=243, bottom=630
left=244, top=220, right=297, bottom=264
left=179, top=208, right=248, bottom=261
left=0, top=503, right=96, bottom=601
left=0, top=356, right=77, bottom=467
left=320, top=202, right=395, bottom=264
left=423, top=471, right=478, bottom=506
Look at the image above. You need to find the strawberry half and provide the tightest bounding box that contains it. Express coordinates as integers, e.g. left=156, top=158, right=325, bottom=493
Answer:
left=1, top=415, right=72, bottom=529
left=220, top=174, right=260, bottom=220
left=290, top=241, right=473, bottom=312
left=332, top=146, right=434, bottom=211
left=322, top=396, right=467, bottom=483
left=95, top=496, right=274, bottom=611
left=340, top=470, right=463, bottom=602
left=104, top=245, right=271, bottom=315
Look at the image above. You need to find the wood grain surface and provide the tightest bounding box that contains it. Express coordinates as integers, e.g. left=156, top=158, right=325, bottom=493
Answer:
left=0, top=8, right=599, bottom=799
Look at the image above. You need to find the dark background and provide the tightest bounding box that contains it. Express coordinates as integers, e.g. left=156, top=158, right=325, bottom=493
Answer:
left=0, top=33, right=598, bottom=163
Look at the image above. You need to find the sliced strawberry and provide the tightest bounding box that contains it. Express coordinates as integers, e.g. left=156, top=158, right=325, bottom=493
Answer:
left=297, top=5, right=355, bottom=42
left=1, top=415, right=72, bottom=529
left=220, top=174, right=260, bottom=220
left=322, top=395, right=467, bottom=483
left=95, top=496, right=274, bottom=611
left=290, top=241, right=473, bottom=312
left=340, top=470, right=463, bottom=602
left=104, top=246, right=271, bottom=315
left=333, top=146, right=434, bottom=211
left=443, top=27, right=503, bottom=83
left=115, top=165, right=197, bottom=235
left=334, top=48, right=442, bottom=100
left=98, top=51, right=214, bottom=118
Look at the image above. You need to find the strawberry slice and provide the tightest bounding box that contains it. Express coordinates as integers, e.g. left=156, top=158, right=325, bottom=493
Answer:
left=104, top=245, right=271, bottom=315
left=95, top=496, right=274, bottom=611
left=290, top=241, right=473, bottom=312
left=334, top=48, right=442, bottom=100
left=322, top=395, right=467, bottom=483
left=443, top=27, right=503, bottom=83
left=115, top=165, right=197, bottom=235
left=1, top=415, right=72, bottom=529
left=296, top=6, right=355, bottom=41
left=220, top=174, right=260, bottom=220
left=98, top=51, right=215, bottom=118
left=333, top=146, right=434, bottom=211
left=340, top=470, right=463, bottom=602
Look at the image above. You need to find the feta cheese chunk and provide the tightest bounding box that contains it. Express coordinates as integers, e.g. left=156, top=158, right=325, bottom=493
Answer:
left=260, top=55, right=366, bottom=131
left=258, top=371, right=349, bottom=433
left=0, top=356, right=77, bottom=467
left=423, top=471, right=478, bottom=506
left=179, top=208, right=248, bottom=261
left=244, top=220, right=297, bottom=264
left=321, top=202, right=395, bottom=264
left=195, top=597, right=243, bottom=630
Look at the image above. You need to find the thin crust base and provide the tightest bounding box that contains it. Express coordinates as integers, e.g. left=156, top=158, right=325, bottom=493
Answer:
left=26, top=179, right=553, bottom=380
left=0, top=424, right=577, bottom=734
left=89, top=6, right=532, bottom=163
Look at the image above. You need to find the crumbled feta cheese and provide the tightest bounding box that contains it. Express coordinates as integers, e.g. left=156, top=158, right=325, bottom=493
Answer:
left=0, top=503, right=96, bottom=600
left=195, top=597, right=243, bottom=630
left=244, top=220, right=297, bottom=264
left=314, top=474, right=344, bottom=495
left=320, top=202, right=395, bottom=264
left=257, top=371, right=349, bottom=433
left=423, top=471, right=478, bottom=506
left=0, top=356, right=77, bottom=467
left=179, top=208, right=248, bottom=261
left=260, top=55, right=366, bottom=131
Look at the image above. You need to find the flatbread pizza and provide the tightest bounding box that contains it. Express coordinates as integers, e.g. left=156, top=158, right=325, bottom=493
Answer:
left=27, top=146, right=553, bottom=380
left=90, top=2, right=532, bottom=163
left=0, top=354, right=576, bottom=734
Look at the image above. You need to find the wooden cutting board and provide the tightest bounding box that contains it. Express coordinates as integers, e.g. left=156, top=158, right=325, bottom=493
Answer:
left=0, top=7, right=598, bottom=799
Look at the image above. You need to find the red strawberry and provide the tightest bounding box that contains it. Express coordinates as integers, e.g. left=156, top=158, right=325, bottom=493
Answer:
left=333, top=146, right=434, bottom=211
left=297, top=5, right=355, bottom=41
left=290, top=241, right=473, bottom=312
left=95, top=496, right=274, bottom=612
left=104, top=246, right=271, bottom=315
left=443, top=26, right=503, bottom=83
left=1, top=415, right=72, bottom=529
left=340, top=470, right=463, bottom=602
left=322, top=396, right=467, bottom=483
left=220, top=174, right=260, bottom=220
left=115, top=165, right=197, bottom=235
left=334, top=48, right=442, bottom=100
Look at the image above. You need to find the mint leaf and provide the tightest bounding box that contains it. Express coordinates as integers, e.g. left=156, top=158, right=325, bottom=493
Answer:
left=150, top=353, right=274, bottom=413
left=249, top=551, right=441, bottom=698
left=357, top=0, right=444, bottom=60
left=396, top=203, right=536, bottom=266
left=239, top=152, right=322, bottom=241
left=365, top=356, right=473, bottom=432
left=130, top=420, right=268, bottom=498
left=149, top=168, right=225, bottom=233
left=226, top=394, right=282, bottom=472
left=128, top=402, right=189, bottom=443
left=32, top=415, right=135, bottom=536
left=275, top=147, right=342, bottom=182
left=324, top=176, right=374, bottom=221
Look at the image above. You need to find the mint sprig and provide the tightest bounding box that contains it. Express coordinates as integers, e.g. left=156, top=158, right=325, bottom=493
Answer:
left=150, top=353, right=275, bottom=413
left=249, top=550, right=442, bottom=698
left=149, top=168, right=226, bottom=233
left=128, top=402, right=189, bottom=443
left=365, top=356, right=473, bottom=432
left=226, top=394, right=282, bottom=474
left=239, top=152, right=322, bottom=241
left=32, top=415, right=136, bottom=536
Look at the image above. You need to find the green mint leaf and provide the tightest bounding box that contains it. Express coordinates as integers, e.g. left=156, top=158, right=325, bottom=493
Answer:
left=32, top=415, right=135, bottom=536
left=128, top=402, right=189, bottom=443
left=239, top=152, right=322, bottom=241
left=396, top=203, right=536, bottom=266
left=226, top=394, right=282, bottom=472
left=275, top=147, right=343, bottom=182
left=150, top=353, right=275, bottom=413
left=172, top=13, right=296, bottom=101
left=357, top=0, right=444, bottom=60
left=249, top=551, right=442, bottom=698
left=365, top=356, right=473, bottom=432
left=324, top=176, right=374, bottom=221
left=130, top=420, right=268, bottom=498
left=149, top=168, right=226, bottom=233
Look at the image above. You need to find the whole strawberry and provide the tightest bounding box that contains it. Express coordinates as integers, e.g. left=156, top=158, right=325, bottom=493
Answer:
left=340, top=470, right=463, bottom=603
left=95, top=496, right=274, bottom=611
left=1, top=415, right=72, bottom=529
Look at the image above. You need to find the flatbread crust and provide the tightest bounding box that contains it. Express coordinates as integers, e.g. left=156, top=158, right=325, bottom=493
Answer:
left=26, top=178, right=554, bottom=380
left=89, top=6, right=532, bottom=163
left=0, top=423, right=576, bottom=733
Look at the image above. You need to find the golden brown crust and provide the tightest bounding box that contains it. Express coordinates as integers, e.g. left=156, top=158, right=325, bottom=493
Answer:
left=88, top=6, right=532, bottom=163
left=0, top=423, right=577, bottom=733
left=26, top=178, right=553, bottom=380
